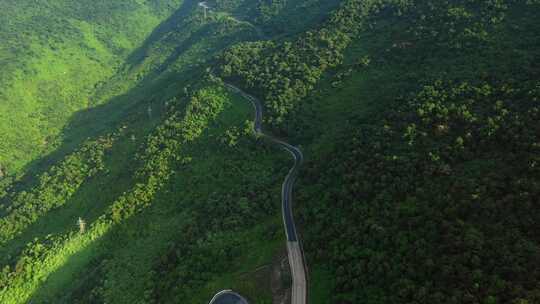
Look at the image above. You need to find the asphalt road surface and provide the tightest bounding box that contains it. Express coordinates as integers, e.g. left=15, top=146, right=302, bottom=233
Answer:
left=222, top=83, right=308, bottom=304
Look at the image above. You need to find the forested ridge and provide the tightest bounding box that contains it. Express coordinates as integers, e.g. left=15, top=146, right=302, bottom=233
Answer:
left=218, top=0, right=375, bottom=126
left=296, top=1, right=540, bottom=303
left=301, top=80, right=540, bottom=303
left=218, top=0, right=540, bottom=303
left=0, top=0, right=539, bottom=303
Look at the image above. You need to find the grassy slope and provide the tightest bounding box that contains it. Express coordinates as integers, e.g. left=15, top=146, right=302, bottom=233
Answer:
left=0, top=0, right=325, bottom=302
left=26, top=90, right=286, bottom=303
left=0, top=0, right=183, bottom=175
left=4, top=1, right=537, bottom=303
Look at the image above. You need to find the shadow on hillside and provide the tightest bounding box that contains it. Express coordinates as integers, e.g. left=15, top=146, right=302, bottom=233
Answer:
left=0, top=0, right=261, bottom=272
left=22, top=94, right=246, bottom=303
left=14, top=0, right=264, bottom=190
left=26, top=227, right=113, bottom=303
left=12, top=0, right=201, bottom=190
left=126, top=0, right=199, bottom=65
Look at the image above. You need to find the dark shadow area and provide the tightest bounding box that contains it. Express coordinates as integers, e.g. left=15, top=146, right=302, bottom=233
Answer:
left=0, top=132, right=141, bottom=267
left=156, top=23, right=215, bottom=73
left=4, top=1, right=202, bottom=196
left=23, top=99, right=240, bottom=303
left=126, top=0, right=198, bottom=66
left=25, top=218, right=121, bottom=303
left=0, top=59, right=206, bottom=266
left=3, top=0, right=327, bottom=197
left=0, top=0, right=268, bottom=279
left=231, top=0, right=340, bottom=39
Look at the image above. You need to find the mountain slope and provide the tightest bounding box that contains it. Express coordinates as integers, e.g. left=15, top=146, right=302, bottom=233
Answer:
left=0, top=0, right=183, bottom=175
left=218, top=1, right=540, bottom=303
left=0, top=1, right=539, bottom=304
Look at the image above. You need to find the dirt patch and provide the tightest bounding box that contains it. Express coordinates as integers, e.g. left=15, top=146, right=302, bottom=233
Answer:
left=235, top=246, right=292, bottom=303
left=271, top=248, right=291, bottom=304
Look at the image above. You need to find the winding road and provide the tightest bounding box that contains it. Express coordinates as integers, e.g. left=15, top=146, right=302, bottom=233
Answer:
left=202, top=4, right=307, bottom=303
left=209, top=83, right=308, bottom=304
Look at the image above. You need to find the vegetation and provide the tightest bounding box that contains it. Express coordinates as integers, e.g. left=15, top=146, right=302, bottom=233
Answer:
left=0, top=133, right=117, bottom=246
left=0, top=0, right=539, bottom=303
left=291, top=1, right=540, bottom=303
left=0, top=0, right=292, bottom=302
left=218, top=0, right=376, bottom=127
left=301, top=81, right=540, bottom=303
left=0, top=83, right=283, bottom=303
left=0, top=0, right=183, bottom=174
left=207, top=0, right=340, bottom=37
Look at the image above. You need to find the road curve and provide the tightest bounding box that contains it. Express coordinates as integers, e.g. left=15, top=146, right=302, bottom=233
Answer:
left=209, top=290, right=249, bottom=304
left=224, top=83, right=308, bottom=304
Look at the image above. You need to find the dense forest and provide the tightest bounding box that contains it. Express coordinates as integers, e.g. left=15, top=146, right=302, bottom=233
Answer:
left=218, top=0, right=540, bottom=303
left=0, top=0, right=538, bottom=303
left=297, top=2, right=540, bottom=303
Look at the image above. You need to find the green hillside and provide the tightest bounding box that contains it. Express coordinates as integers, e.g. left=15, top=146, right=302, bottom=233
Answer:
left=0, top=0, right=190, bottom=175
left=0, top=0, right=539, bottom=303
